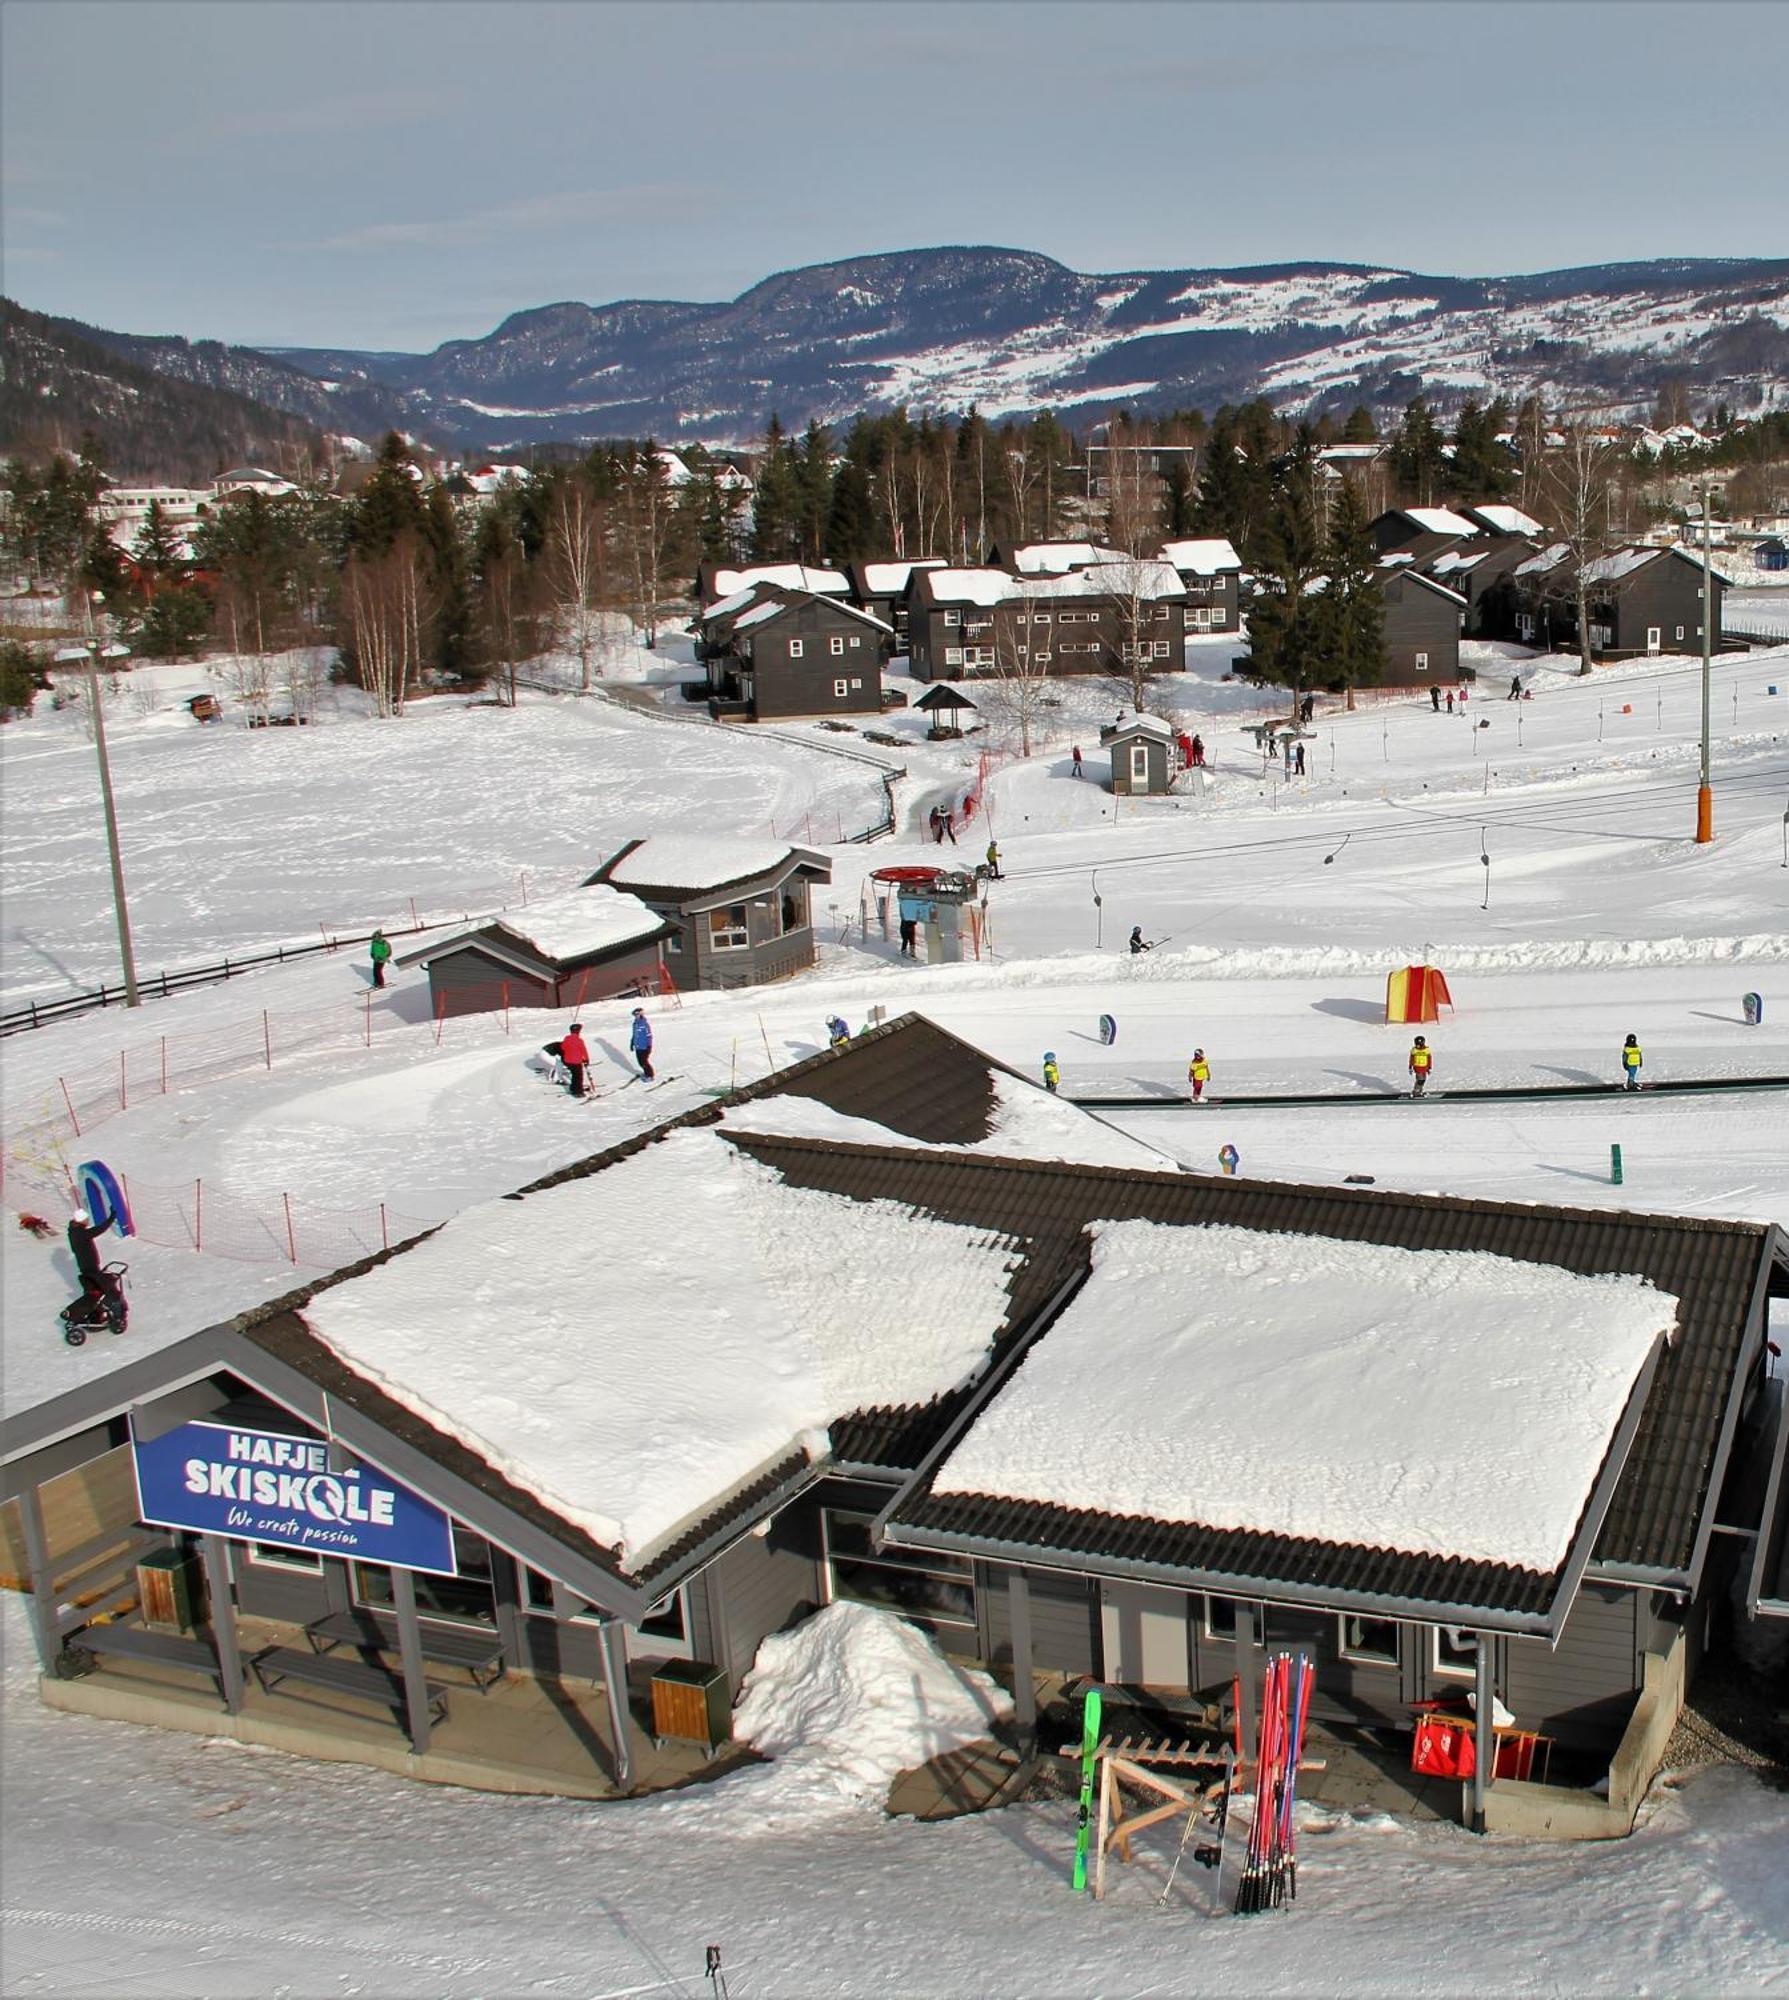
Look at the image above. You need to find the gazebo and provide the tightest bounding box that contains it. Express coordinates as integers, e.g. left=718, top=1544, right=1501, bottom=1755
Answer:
left=913, top=682, right=979, bottom=739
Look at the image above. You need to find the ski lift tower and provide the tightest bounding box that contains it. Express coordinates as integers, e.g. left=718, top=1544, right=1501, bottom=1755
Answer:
left=871, top=864, right=982, bottom=964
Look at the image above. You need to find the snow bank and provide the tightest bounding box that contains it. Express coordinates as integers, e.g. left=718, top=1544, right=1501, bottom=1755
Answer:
left=302, top=1128, right=1021, bottom=1565
left=935, top=1219, right=1675, bottom=1573
left=734, top=1602, right=1012, bottom=1805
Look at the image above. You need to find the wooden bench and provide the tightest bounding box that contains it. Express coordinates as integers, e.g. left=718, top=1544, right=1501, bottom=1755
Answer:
left=252, top=1644, right=449, bottom=1730
left=60, top=1624, right=238, bottom=1703
left=303, top=1611, right=506, bottom=1692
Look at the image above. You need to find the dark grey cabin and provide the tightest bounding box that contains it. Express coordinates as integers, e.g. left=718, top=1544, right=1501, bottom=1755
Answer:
left=1423, top=534, right=1538, bottom=637
left=1106, top=716, right=1176, bottom=794
left=585, top=837, right=832, bottom=990
left=846, top=560, right=945, bottom=654
left=1506, top=545, right=1726, bottom=660
left=694, top=585, right=889, bottom=721
left=1159, top=538, right=1243, bottom=636
left=1378, top=564, right=1465, bottom=683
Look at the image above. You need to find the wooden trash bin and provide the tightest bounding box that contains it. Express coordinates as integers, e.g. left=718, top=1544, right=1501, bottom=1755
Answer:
left=649, top=1660, right=730, bottom=1752
left=138, top=1545, right=203, bottom=1635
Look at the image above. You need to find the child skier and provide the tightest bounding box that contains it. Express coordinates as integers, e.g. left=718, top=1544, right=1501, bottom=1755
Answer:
left=985, top=839, right=1001, bottom=880
left=1071, top=745, right=1084, bottom=778
left=629, top=1007, right=655, bottom=1081
left=368, top=929, right=392, bottom=989
left=827, top=1015, right=851, bottom=1049
left=1621, top=1033, right=1643, bottom=1091
left=1042, top=1052, right=1060, bottom=1094
left=559, top=1022, right=590, bottom=1097
left=1408, top=1034, right=1433, bottom=1097
left=1188, top=1049, right=1211, bottom=1102
left=1129, top=926, right=1151, bottom=955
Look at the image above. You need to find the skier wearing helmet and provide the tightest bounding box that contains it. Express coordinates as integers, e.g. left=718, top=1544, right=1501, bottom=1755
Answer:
left=558, top=1022, right=590, bottom=1097
left=1042, top=1052, right=1060, bottom=1094
left=1408, top=1035, right=1433, bottom=1097
left=1621, top=1033, right=1643, bottom=1091
left=1188, top=1049, right=1211, bottom=1102
left=630, top=1006, right=655, bottom=1080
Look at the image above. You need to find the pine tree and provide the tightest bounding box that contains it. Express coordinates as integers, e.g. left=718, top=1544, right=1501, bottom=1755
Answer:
left=350, top=434, right=428, bottom=555
left=825, top=453, right=875, bottom=560
left=795, top=420, right=833, bottom=562
left=420, top=483, right=474, bottom=680
left=1451, top=398, right=1514, bottom=501
left=133, top=500, right=184, bottom=581
left=1392, top=397, right=1446, bottom=505
left=1342, top=405, right=1379, bottom=443
left=1313, top=480, right=1384, bottom=705
left=1245, top=480, right=1325, bottom=692
left=749, top=416, right=801, bottom=562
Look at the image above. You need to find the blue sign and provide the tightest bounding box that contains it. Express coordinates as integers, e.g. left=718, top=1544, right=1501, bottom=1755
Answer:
left=132, top=1420, right=458, bottom=1576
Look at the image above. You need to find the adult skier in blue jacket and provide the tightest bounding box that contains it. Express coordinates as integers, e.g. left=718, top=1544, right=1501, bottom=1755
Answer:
left=629, top=1007, right=655, bottom=1080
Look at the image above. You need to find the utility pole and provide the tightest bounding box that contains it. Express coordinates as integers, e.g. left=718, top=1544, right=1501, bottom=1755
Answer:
left=1696, top=478, right=1714, bottom=844
left=58, top=635, right=141, bottom=1005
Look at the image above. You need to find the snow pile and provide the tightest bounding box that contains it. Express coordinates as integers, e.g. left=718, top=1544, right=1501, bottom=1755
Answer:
left=935, top=1219, right=1675, bottom=1573
left=733, top=1602, right=1012, bottom=1807
left=302, top=1128, right=1021, bottom=1565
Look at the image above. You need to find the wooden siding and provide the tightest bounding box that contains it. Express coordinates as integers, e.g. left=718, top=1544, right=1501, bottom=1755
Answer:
left=0, top=1443, right=140, bottom=1592
left=1502, top=1582, right=1640, bottom=1749
left=739, top=599, right=884, bottom=720
left=980, top=1564, right=1099, bottom=1680
left=1379, top=574, right=1463, bottom=684
left=705, top=1511, right=823, bottom=1687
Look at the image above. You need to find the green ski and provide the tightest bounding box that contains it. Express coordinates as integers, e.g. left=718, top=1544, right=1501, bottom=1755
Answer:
left=1071, top=1685, right=1103, bottom=1893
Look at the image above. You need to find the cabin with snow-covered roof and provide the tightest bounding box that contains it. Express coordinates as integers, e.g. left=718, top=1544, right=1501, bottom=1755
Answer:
left=1370, top=506, right=1478, bottom=566
left=845, top=559, right=946, bottom=653
left=585, top=836, right=833, bottom=988
left=1378, top=561, right=1466, bottom=683
left=906, top=562, right=1184, bottom=684
left=1105, top=713, right=1177, bottom=795
left=1158, top=538, right=1242, bottom=635
left=696, top=561, right=850, bottom=609
left=691, top=585, right=891, bottom=721
left=394, top=887, right=674, bottom=1020
left=1505, top=545, right=1729, bottom=659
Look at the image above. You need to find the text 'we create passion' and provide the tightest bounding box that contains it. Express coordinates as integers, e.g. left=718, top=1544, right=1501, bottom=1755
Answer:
left=181, top=1431, right=401, bottom=1537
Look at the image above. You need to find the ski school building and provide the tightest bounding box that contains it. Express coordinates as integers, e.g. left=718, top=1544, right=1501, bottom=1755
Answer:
left=4, top=1016, right=1785, bottom=1834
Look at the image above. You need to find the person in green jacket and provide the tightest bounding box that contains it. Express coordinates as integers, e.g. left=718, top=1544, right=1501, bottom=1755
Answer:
left=369, top=929, right=392, bottom=989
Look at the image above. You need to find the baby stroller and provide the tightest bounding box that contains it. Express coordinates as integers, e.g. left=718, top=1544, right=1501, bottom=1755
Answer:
left=61, top=1263, right=129, bottom=1346
left=532, top=1039, right=572, bottom=1089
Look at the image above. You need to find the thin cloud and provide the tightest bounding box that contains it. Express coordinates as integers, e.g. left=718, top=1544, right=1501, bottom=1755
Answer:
left=189, top=89, right=444, bottom=150
left=304, top=183, right=722, bottom=254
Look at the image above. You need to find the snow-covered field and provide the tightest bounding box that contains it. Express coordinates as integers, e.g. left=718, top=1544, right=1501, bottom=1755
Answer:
left=3, top=627, right=1788, bottom=1995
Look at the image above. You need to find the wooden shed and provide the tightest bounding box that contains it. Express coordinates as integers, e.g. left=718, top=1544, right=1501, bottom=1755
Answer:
left=1106, top=715, right=1177, bottom=795
left=913, top=682, right=979, bottom=739
left=586, top=837, right=833, bottom=990
left=397, top=886, right=674, bottom=1019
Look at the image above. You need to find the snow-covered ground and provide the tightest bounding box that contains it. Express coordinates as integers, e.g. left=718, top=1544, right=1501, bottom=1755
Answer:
left=4, top=628, right=1789, bottom=1994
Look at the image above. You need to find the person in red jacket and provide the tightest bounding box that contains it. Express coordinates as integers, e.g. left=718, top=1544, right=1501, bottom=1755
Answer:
left=559, top=1022, right=590, bottom=1098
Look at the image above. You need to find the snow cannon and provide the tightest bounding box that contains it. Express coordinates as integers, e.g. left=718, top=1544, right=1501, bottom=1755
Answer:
left=1385, top=964, right=1453, bottom=1025
left=74, top=1161, right=133, bottom=1238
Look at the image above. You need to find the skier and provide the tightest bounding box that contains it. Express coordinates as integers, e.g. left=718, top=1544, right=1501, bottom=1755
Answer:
left=1431, top=685, right=1441, bottom=712
left=1509, top=673, right=1522, bottom=701
left=1129, top=926, right=1151, bottom=955
left=1190, top=733, right=1205, bottom=767
left=1071, top=745, right=1084, bottom=779
left=985, top=839, right=1001, bottom=880
left=1042, top=1052, right=1060, bottom=1094
left=629, top=1006, right=655, bottom=1081
left=1188, top=1049, right=1211, bottom=1102
left=941, top=806, right=957, bottom=845
left=66, top=1208, right=125, bottom=1329
left=1294, top=742, right=1306, bottom=776
left=827, top=1015, right=851, bottom=1050
left=1300, top=693, right=1316, bottom=724
left=559, top=1021, right=590, bottom=1098
left=1408, top=1034, right=1434, bottom=1097
left=369, top=928, right=392, bottom=989
left=1621, top=1033, right=1643, bottom=1091
left=898, top=913, right=918, bottom=958
left=928, top=805, right=943, bottom=844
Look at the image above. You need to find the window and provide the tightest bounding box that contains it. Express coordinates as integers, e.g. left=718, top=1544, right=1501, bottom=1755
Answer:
left=1152, top=640, right=1172, bottom=658
left=1339, top=1614, right=1399, bottom=1666
left=1203, top=1594, right=1256, bottom=1639
left=1211, top=609, right=1228, bottom=627
left=662, top=922, right=684, bottom=954
left=849, top=635, right=861, bottom=649
left=833, top=678, right=849, bottom=698
left=708, top=904, right=750, bottom=951
left=1034, top=651, right=1052, bottom=665
left=788, top=638, right=805, bottom=658
left=944, top=608, right=962, bottom=627
left=354, top=1528, right=495, bottom=1627
left=1034, top=612, right=1051, bottom=625
left=246, top=1542, right=324, bottom=1574
left=1415, top=651, right=1429, bottom=672
left=945, top=647, right=964, bottom=666
left=829, top=635, right=845, bottom=655
left=822, top=1508, right=974, bottom=1630
left=1675, top=626, right=1685, bottom=642
left=1188, top=607, right=1211, bottom=629
left=849, top=677, right=862, bottom=689
left=1432, top=1626, right=1477, bottom=1679
left=1129, top=743, right=1150, bottom=784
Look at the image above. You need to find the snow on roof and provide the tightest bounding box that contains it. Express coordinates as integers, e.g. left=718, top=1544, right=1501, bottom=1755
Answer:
left=1429, top=550, right=1489, bottom=577
left=301, top=1128, right=1023, bottom=1565
left=732, top=592, right=892, bottom=635
left=1402, top=507, right=1478, bottom=538
left=606, top=836, right=803, bottom=893
left=1470, top=504, right=1544, bottom=537
left=699, top=586, right=761, bottom=624
left=1159, top=538, right=1242, bottom=575
left=1582, top=548, right=1663, bottom=585
left=1516, top=542, right=1573, bottom=577
left=710, top=564, right=849, bottom=599
left=1008, top=541, right=1126, bottom=574
left=1110, top=713, right=1177, bottom=740
left=1034, top=560, right=1184, bottom=601
left=481, top=885, right=666, bottom=964
left=924, top=566, right=1023, bottom=608
left=933, top=1219, right=1674, bottom=1574
left=721, top=1070, right=1176, bottom=1174
left=861, top=560, right=945, bottom=594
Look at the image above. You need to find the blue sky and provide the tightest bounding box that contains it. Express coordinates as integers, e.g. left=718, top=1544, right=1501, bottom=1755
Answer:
left=4, top=0, right=1782, bottom=353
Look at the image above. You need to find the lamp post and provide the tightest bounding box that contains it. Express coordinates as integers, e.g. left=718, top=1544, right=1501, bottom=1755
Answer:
left=56, top=638, right=140, bottom=1006
left=1696, top=478, right=1714, bottom=843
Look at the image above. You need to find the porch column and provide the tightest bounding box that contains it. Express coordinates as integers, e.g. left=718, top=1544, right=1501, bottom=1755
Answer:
left=1235, top=1602, right=1258, bottom=1756
left=17, top=1481, right=61, bottom=1674
left=1007, top=1571, right=1036, bottom=1731
left=198, top=1534, right=246, bottom=1714
left=1471, top=1633, right=1496, bottom=1833
left=596, top=1617, right=635, bottom=1791
left=389, top=1566, right=434, bottom=1753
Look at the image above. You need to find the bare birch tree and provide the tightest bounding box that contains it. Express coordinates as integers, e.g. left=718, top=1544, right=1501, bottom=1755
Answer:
left=1541, top=415, right=1624, bottom=675
left=343, top=538, right=423, bottom=717
left=546, top=474, right=607, bottom=689
left=978, top=581, right=1053, bottom=757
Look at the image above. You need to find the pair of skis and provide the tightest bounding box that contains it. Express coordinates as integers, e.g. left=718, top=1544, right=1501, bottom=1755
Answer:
left=1071, top=1686, right=1102, bottom=1892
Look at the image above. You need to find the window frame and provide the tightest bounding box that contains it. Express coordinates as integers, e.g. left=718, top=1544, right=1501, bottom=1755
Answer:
left=832, top=677, right=849, bottom=698
left=1338, top=1613, right=1401, bottom=1668
left=829, top=635, right=845, bottom=656
left=707, top=904, right=751, bottom=952
left=245, top=1541, right=325, bottom=1574
left=1431, top=1625, right=1478, bottom=1681
left=788, top=638, right=805, bottom=658
left=820, top=1506, right=976, bottom=1633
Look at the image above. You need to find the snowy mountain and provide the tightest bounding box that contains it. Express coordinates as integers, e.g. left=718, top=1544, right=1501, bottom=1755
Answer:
left=262, top=247, right=1789, bottom=448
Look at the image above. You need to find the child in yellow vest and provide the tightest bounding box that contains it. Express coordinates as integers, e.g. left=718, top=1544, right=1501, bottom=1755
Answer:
left=1621, top=1034, right=1643, bottom=1091
left=1409, top=1035, right=1433, bottom=1097
left=1188, top=1049, right=1211, bottom=1101
left=1042, top=1052, right=1060, bottom=1094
